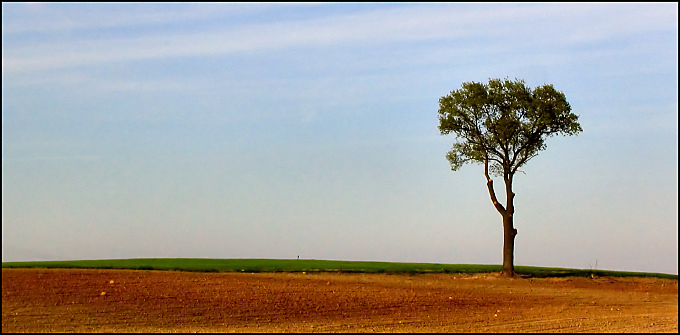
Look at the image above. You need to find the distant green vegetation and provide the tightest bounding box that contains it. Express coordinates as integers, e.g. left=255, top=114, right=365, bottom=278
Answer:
left=2, top=258, right=677, bottom=279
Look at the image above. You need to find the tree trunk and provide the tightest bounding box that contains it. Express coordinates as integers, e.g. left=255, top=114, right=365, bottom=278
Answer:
left=484, top=158, right=518, bottom=277
left=502, top=214, right=517, bottom=277
left=501, top=174, right=517, bottom=277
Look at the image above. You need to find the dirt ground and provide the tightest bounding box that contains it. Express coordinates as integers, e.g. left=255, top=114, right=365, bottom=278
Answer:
left=2, top=268, right=677, bottom=333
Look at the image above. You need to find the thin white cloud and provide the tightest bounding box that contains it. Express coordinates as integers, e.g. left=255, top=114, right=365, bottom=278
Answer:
left=0, top=2, right=295, bottom=34
left=3, top=3, right=675, bottom=75
left=2, top=155, right=102, bottom=162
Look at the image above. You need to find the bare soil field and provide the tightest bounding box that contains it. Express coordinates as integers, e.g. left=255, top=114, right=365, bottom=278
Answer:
left=2, top=268, right=677, bottom=333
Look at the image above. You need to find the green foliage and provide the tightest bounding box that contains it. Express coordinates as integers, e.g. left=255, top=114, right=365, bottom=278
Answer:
left=438, top=78, right=582, bottom=175
left=2, top=258, right=676, bottom=279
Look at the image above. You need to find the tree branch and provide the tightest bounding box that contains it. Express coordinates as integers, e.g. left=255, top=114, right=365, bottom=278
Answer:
left=484, top=155, right=506, bottom=215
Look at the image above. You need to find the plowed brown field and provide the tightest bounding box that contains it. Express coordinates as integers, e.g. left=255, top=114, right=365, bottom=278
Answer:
left=2, top=268, right=677, bottom=333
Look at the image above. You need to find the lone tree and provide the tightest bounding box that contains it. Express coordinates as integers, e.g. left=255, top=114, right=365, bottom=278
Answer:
left=438, top=78, right=582, bottom=277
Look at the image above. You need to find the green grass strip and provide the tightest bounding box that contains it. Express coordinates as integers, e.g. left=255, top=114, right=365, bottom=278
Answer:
left=2, top=258, right=677, bottom=279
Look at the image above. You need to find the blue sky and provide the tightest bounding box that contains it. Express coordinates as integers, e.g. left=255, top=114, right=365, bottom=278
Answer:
left=2, top=3, right=678, bottom=275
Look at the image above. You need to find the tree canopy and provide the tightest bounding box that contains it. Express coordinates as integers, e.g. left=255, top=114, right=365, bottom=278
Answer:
left=438, top=78, right=582, bottom=177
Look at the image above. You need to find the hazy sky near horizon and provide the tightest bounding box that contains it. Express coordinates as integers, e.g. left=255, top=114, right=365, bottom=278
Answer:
left=2, top=3, right=678, bottom=275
